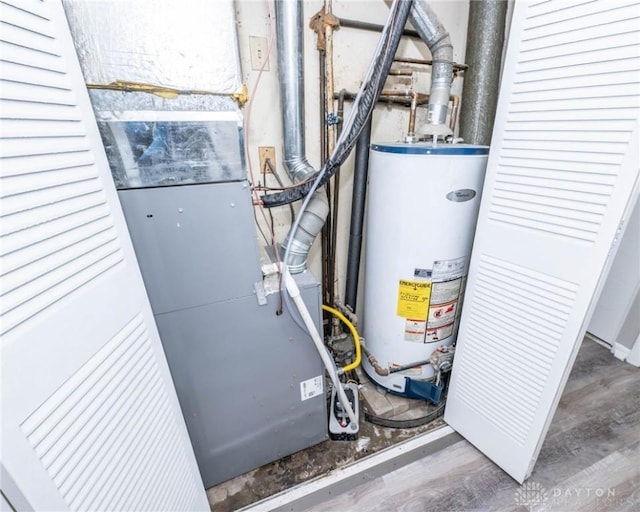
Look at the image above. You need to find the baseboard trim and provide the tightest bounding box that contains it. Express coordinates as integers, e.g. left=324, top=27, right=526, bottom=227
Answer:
left=239, top=425, right=461, bottom=512
left=584, top=331, right=612, bottom=350
left=614, top=338, right=640, bottom=367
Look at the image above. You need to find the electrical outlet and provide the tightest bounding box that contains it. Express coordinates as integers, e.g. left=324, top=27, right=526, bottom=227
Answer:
left=259, top=146, right=276, bottom=174
left=249, top=36, right=269, bottom=71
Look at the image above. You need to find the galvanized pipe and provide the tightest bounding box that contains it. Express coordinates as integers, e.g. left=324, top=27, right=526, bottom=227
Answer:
left=409, top=0, right=454, bottom=127
left=275, top=0, right=329, bottom=273
left=275, top=0, right=314, bottom=182
left=337, top=16, right=422, bottom=40
left=459, top=0, right=508, bottom=145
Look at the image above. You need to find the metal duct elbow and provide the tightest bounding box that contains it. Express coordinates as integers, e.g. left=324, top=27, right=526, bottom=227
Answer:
left=275, top=0, right=329, bottom=273
left=275, top=0, right=316, bottom=182
left=410, top=1, right=454, bottom=127
left=281, top=193, right=330, bottom=274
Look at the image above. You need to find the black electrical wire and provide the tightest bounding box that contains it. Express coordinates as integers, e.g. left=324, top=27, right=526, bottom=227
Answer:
left=264, top=158, right=295, bottom=224
left=262, top=0, right=414, bottom=208
left=262, top=159, right=276, bottom=230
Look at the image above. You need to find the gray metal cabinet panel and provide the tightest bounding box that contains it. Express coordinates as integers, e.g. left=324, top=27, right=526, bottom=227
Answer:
left=118, top=182, right=261, bottom=315
left=155, top=277, right=327, bottom=487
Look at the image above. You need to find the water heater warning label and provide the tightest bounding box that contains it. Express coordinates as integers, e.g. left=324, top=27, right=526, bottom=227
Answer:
left=397, top=280, right=431, bottom=320
left=404, top=319, right=427, bottom=342
left=425, top=276, right=463, bottom=342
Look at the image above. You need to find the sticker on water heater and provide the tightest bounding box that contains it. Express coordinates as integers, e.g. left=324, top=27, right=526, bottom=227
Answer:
left=404, top=319, right=427, bottom=343
left=432, top=257, right=466, bottom=282
left=425, top=323, right=454, bottom=343
left=429, top=278, right=462, bottom=305
left=397, top=279, right=432, bottom=320
left=300, top=375, right=323, bottom=401
left=413, top=268, right=432, bottom=280
left=424, top=278, right=463, bottom=342
left=427, top=299, right=458, bottom=329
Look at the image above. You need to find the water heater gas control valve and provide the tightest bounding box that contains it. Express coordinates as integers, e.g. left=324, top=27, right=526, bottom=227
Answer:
left=429, top=345, right=455, bottom=373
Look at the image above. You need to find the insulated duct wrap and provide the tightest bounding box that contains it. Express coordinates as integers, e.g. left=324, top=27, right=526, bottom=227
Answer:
left=63, top=0, right=241, bottom=93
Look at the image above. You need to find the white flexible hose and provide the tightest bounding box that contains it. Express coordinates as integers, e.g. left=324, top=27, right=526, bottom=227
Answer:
left=284, top=270, right=359, bottom=429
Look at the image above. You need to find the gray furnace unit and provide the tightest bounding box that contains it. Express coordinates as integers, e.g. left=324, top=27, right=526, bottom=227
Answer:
left=94, top=96, right=327, bottom=488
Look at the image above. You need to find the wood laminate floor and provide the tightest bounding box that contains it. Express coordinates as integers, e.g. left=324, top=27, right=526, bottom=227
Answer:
left=301, top=339, right=640, bottom=511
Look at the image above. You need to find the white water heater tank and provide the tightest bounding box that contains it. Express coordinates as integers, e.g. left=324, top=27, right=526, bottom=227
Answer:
left=362, top=143, right=488, bottom=397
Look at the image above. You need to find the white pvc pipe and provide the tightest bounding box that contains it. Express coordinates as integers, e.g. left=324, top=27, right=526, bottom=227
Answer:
left=284, top=270, right=359, bottom=429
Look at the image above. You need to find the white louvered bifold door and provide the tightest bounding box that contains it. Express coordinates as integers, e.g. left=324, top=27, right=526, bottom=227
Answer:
left=445, top=0, right=640, bottom=483
left=0, top=1, right=209, bottom=510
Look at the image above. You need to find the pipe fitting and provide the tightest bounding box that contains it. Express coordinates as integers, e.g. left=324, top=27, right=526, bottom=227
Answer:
left=362, top=342, right=390, bottom=376
left=284, top=157, right=315, bottom=183
left=281, top=192, right=330, bottom=273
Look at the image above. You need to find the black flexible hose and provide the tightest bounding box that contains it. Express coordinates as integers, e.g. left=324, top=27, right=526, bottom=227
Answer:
left=365, top=402, right=444, bottom=429
left=262, top=0, right=414, bottom=208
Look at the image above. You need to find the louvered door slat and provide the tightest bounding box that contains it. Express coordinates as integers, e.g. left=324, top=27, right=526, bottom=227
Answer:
left=445, top=0, right=640, bottom=483
left=0, top=2, right=208, bottom=510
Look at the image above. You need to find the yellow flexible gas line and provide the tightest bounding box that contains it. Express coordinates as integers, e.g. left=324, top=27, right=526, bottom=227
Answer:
left=322, top=305, right=362, bottom=373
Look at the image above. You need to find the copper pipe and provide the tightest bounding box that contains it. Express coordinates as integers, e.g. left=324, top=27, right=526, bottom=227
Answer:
left=379, top=95, right=429, bottom=106
left=319, top=51, right=332, bottom=319
left=380, top=89, right=428, bottom=102
left=335, top=91, right=459, bottom=137
left=380, top=90, right=425, bottom=138
left=408, top=91, right=419, bottom=137
left=361, top=342, right=389, bottom=376
left=388, top=69, right=414, bottom=76
left=334, top=90, right=420, bottom=105
left=324, top=0, right=339, bottom=320
left=450, top=94, right=460, bottom=132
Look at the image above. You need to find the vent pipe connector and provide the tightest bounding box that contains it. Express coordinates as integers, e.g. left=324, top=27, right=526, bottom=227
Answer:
left=275, top=0, right=329, bottom=273
left=409, top=1, right=454, bottom=129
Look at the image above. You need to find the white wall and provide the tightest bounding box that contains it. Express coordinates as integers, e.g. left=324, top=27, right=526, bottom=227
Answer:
left=589, top=195, right=640, bottom=348
left=236, top=0, right=470, bottom=303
